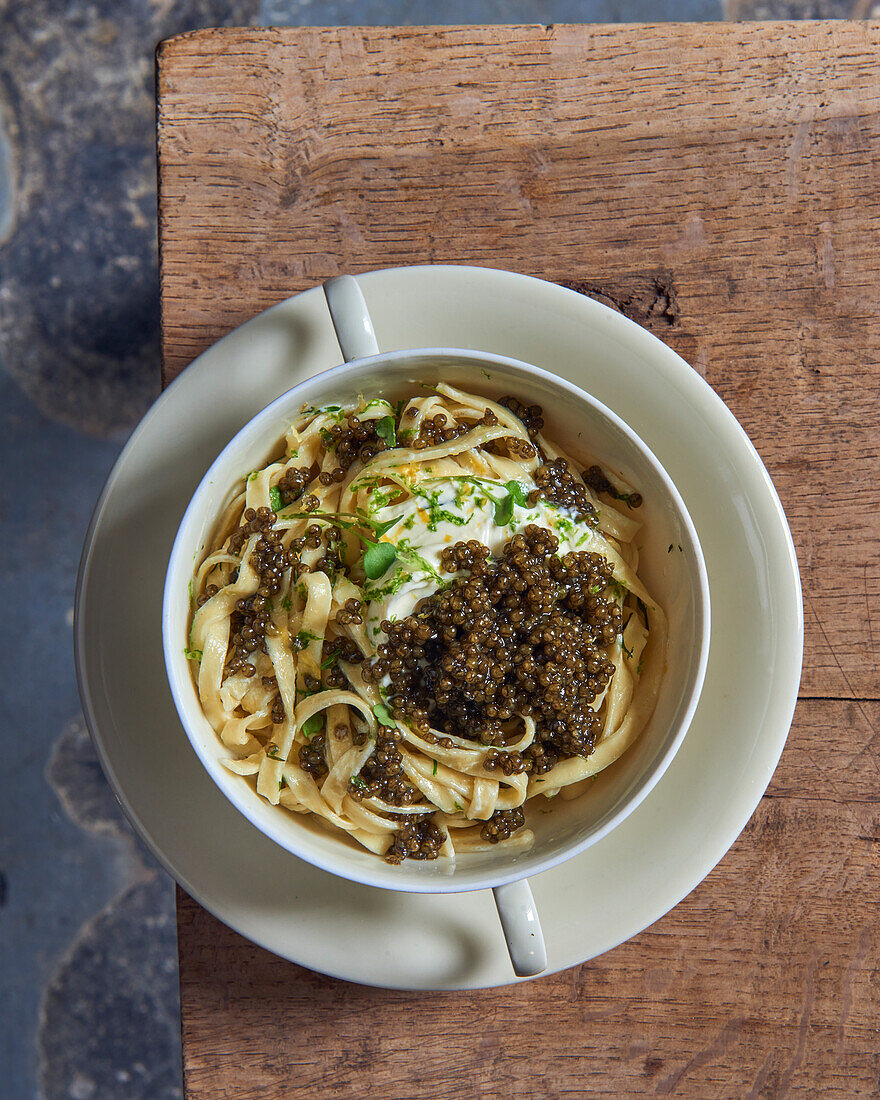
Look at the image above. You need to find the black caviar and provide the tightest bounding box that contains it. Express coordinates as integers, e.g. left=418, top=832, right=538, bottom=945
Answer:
left=364, top=525, right=620, bottom=791
left=384, top=816, right=446, bottom=863
left=529, top=458, right=598, bottom=523
left=323, top=413, right=387, bottom=468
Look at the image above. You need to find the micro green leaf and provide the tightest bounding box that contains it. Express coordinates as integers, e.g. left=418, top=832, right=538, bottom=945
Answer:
left=363, top=541, right=397, bottom=580
left=370, top=516, right=400, bottom=538
left=373, top=703, right=396, bottom=727
left=375, top=415, right=397, bottom=449
left=494, top=480, right=528, bottom=526
left=302, top=714, right=324, bottom=739
left=494, top=493, right=514, bottom=526
left=269, top=485, right=283, bottom=512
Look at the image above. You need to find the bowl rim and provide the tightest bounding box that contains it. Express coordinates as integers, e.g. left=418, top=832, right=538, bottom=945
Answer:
left=162, top=344, right=711, bottom=893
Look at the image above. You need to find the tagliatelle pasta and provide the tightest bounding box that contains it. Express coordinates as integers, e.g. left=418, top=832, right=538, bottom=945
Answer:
left=187, top=383, right=666, bottom=863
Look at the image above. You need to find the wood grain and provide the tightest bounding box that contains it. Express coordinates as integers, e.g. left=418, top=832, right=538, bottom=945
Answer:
left=156, top=24, right=880, bottom=1099
left=156, top=23, right=880, bottom=702
left=177, top=699, right=880, bottom=1099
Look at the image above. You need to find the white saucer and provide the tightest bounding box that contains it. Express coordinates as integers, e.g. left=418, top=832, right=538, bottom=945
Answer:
left=75, top=266, right=802, bottom=990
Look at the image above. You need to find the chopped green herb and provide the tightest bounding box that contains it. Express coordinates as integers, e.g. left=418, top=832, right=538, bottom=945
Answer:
left=350, top=776, right=367, bottom=790
left=269, top=485, right=283, bottom=512
left=453, top=800, right=463, bottom=811
left=363, top=541, right=397, bottom=580
left=188, top=579, right=195, bottom=607
left=432, top=759, right=438, bottom=776
left=320, top=651, right=339, bottom=670
left=375, top=415, right=397, bottom=449
left=373, top=702, right=396, bottom=727
left=281, top=595, right=292, bottom=612
left=621, top=638, right=635, bottom=659
left=266, top=744, right=284, bottom=760
left=481, top=369, right=492, bottom=379
left=636, top=660, right=645, bottom=675
left=248, top=471, right=259, bottom=482
left=184, top=648, right=202, bottom=661
left=302, top=714, right=324, bottom=739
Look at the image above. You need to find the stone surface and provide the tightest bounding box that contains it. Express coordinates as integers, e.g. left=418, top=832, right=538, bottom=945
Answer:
left=262, top=0, right=722, bottom=21
left=0, top=0, right=260, bottom=437
left=39, top=876, right=182, bottom=1100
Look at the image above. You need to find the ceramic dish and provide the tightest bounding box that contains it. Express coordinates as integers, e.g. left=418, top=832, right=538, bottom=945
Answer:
left=75, top=265, right=802, bottom=989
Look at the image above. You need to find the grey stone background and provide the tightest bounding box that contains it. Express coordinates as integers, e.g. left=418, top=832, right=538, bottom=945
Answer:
left=0, top=0, right=866, bottom=1096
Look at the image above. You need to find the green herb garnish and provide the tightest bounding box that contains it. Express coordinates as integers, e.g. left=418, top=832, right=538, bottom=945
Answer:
left=281, top=595, right=292, bottom=612
left=373, top=703, right=396, bottom=727
left=184, top=648, right=202, bottom=661
left=302, top=714, right=324, bottom=739
left=432, top=759, right=438, bottom=776
left=269, top=485, right=283, bottom=512
left=493, top=480, right=529, bottom=526
left=370, top=515, right=400, bottom=538
left=350, top=776, right=367, bottom=790
left=363, top=541, right=397, bottom=580
left=453, top=800, right=463, bottom=811
left=375, top=415, right=397, bottom=449
left=266, top=744, right=284, bottom=760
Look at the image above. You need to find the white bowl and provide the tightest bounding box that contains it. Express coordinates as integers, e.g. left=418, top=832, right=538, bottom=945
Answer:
left=164, top=345, right=709, bottom=901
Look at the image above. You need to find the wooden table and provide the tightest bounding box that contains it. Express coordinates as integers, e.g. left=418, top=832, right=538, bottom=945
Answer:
left=157, top=24, right=880, bottom=1097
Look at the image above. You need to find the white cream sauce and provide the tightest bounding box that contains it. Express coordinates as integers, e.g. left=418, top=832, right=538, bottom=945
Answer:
left=360, top=474, right=607, bottom=643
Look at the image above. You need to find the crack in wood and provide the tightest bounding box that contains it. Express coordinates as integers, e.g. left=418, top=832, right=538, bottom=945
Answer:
left=559, top=272, right=681, bottom=329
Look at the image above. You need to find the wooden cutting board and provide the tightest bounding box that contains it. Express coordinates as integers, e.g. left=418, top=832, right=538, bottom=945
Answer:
left=157, top=24, right=880, bottom=1098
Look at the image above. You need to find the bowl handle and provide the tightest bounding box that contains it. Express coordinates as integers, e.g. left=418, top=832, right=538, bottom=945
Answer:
left=493, top=879, right=548, bottom=977
left=323, top=275, right=380, bottom=361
